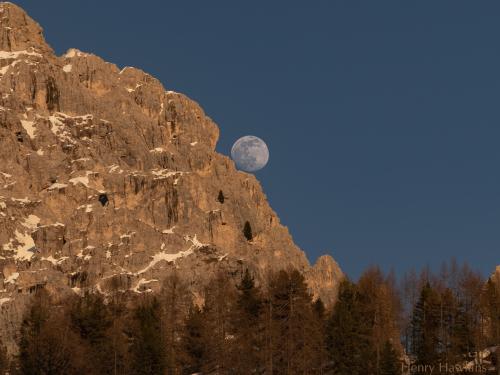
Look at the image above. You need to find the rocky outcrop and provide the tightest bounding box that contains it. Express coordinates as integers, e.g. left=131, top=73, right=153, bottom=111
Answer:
left=492, top=266, right=500, bottom=283
left=0, top=2, right=343, bottom=354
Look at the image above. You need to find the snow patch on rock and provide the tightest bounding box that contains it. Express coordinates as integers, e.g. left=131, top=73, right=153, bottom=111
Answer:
left=134, top=234, right=207, bottom=274
left=132, top=278, right=158, bottom=293
left=49, top=114, right=75, bottom=144
left=162, top=226, right=175, bottom=234
left=69, top=171, right=94, bottom=187
left=77, top=204, right=93, bottom=213
left=149, top=147, right=167, bottom=153
left=0, top=50, right=41, bottom=59
left=20, top=120, right=36, bottom=138
left=151, top=169, right=185, bottom=181
left=48, top=182, right=68, bottom=191
left=2, top=230, right=36, bottom=260
left=22, top=215, right=40, bottom=230
left=108, top=164, right=124, bottom=174
left=137, top=248, right=194, bottom=274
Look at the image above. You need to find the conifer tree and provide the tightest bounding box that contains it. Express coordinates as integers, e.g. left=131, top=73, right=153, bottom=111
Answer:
left=161, top=274, right=190, bottom=373
left=447, top=292, right=476, bottom=362
left=231, top=269, right=263, bottom=373
left=19, top=289, right=50, bottom=374
left=180, top=304, right=205, bottom=374
left=69, top=292, right=114, bottom=374
left=0, top=341, right=8, bottom=375
left=457, top=264, right=485, bottom=356
left=490, top=278, right=500, bottom=343
left=267, top=269, right=319, bottom=373
left=482, top=278, right=500, bottom=346
left=243, top=221, right=253, bottom=241
left=380, top=341, right=400, bottom=375
left=200, top=272, right=236, bottom=374
left=19, top=290, right=90, bottom=375
left=358, top=266, right=401, bottom=373
left=108, top=280, right=129, bottom=375
left=311, top=298, right=328, bottom=373
left=217, top=190, right=225, bottom=204
left=494, top=273, right=500, bottom=344
left=410, top=283, right=442, bottom=366
left=401, top=268, right=419, bottom=353
left=129, top=297, right=166, bottom=375
left=326, top=279, right=374, bottom=375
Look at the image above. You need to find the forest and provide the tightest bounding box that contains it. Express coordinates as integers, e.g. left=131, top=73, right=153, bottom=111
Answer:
left=0, top=260, right=499, bottom=375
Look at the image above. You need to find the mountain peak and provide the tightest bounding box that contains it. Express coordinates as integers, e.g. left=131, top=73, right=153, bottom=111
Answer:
left=0, top=2, right=52, bottom=53
left=0, top=3, right=342, bottom=355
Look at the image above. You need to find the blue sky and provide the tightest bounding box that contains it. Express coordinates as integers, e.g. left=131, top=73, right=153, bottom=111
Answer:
left=16, top=1, right=499, bottom=278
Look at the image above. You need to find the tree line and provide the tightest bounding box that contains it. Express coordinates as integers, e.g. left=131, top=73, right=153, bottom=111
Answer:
left=0, top=260, right=498, bottom=374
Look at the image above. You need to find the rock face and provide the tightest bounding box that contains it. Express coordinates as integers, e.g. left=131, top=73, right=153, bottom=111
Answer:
left=493, top=266, right=500, bottom=282
left=0, top=2, right=343, bottom=353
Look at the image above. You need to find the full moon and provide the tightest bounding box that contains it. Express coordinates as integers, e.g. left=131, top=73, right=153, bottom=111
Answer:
left=231, top=136, right=269, bottom=172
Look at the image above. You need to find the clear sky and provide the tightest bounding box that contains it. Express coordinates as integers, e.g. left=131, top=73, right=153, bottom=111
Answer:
left=15, top=1, right=499, bottom=279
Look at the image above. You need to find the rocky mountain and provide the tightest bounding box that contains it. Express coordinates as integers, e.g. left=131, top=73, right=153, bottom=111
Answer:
left=0, top=2, right=342, bottom=353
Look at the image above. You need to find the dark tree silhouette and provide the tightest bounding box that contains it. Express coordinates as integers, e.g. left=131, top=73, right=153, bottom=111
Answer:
left=217, top=190, right=225, bottom=204
left=243, top=221, right=253, bottom=241
left=380, top=341, right=400, bottom=375
left=129, top=298, right=166, bottom=375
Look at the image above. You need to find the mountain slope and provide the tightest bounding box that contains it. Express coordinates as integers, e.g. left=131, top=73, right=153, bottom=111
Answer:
left=0, top=2, right=343, bottom=353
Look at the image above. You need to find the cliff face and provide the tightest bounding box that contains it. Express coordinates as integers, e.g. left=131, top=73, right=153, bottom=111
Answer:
left=0, top=2, right=343, bottom=352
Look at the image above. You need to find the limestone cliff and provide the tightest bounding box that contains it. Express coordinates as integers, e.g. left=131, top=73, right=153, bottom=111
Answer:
left=0, top=2, right=343, bottom=353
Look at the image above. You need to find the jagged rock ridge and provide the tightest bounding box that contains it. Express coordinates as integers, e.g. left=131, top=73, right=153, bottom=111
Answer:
left=0, top=2, right=343, bottom=353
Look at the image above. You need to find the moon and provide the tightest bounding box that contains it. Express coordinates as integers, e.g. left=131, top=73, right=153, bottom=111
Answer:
left=231, top=136, right=269, bottom=172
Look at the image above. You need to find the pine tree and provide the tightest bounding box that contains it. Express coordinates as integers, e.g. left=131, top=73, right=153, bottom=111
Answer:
left=217, top=190, right=225, bottom=204
left=326, top=279, right=374, bottom=375
left=70, top=293, right=111, bottom=342
left=410, top=283, right=442, bottom=366
left=311, top=298, right=328, bottom=373
left=107, top=281, right=129, bottom=375
left=19, top=290, right=90, bottom=375
left=237, top=269, right=262, bottom=318
left=482, top=278, right=500, bottom=348
left=358, top=266, right=401, bottom=373
left=401, top=268, right=419, bottom=353
left=380, top=341, right=400, bottom=375
left=243, top=221, right=253, bottom=241
left=267, top=269, right=319, bottom=373
left=457, top=264, right=485, bottom=356
left=161, top=274, right=190, bottom=374
left=231, top=269, right=263, bottom=373
left=200, top=272, right=235, bottom=374
left=19, top=289, right=50, bottom=375
left=444, top=290, right=478, bottom=363
left=69, top=292, right=115, bottom=374
left=180, top=304, right=205, bottom=374
left=129, top=297, right=166, bottom=375
left=490, top=278, right=500, bottom=340
left=0, top=341, right=8, bottom=375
